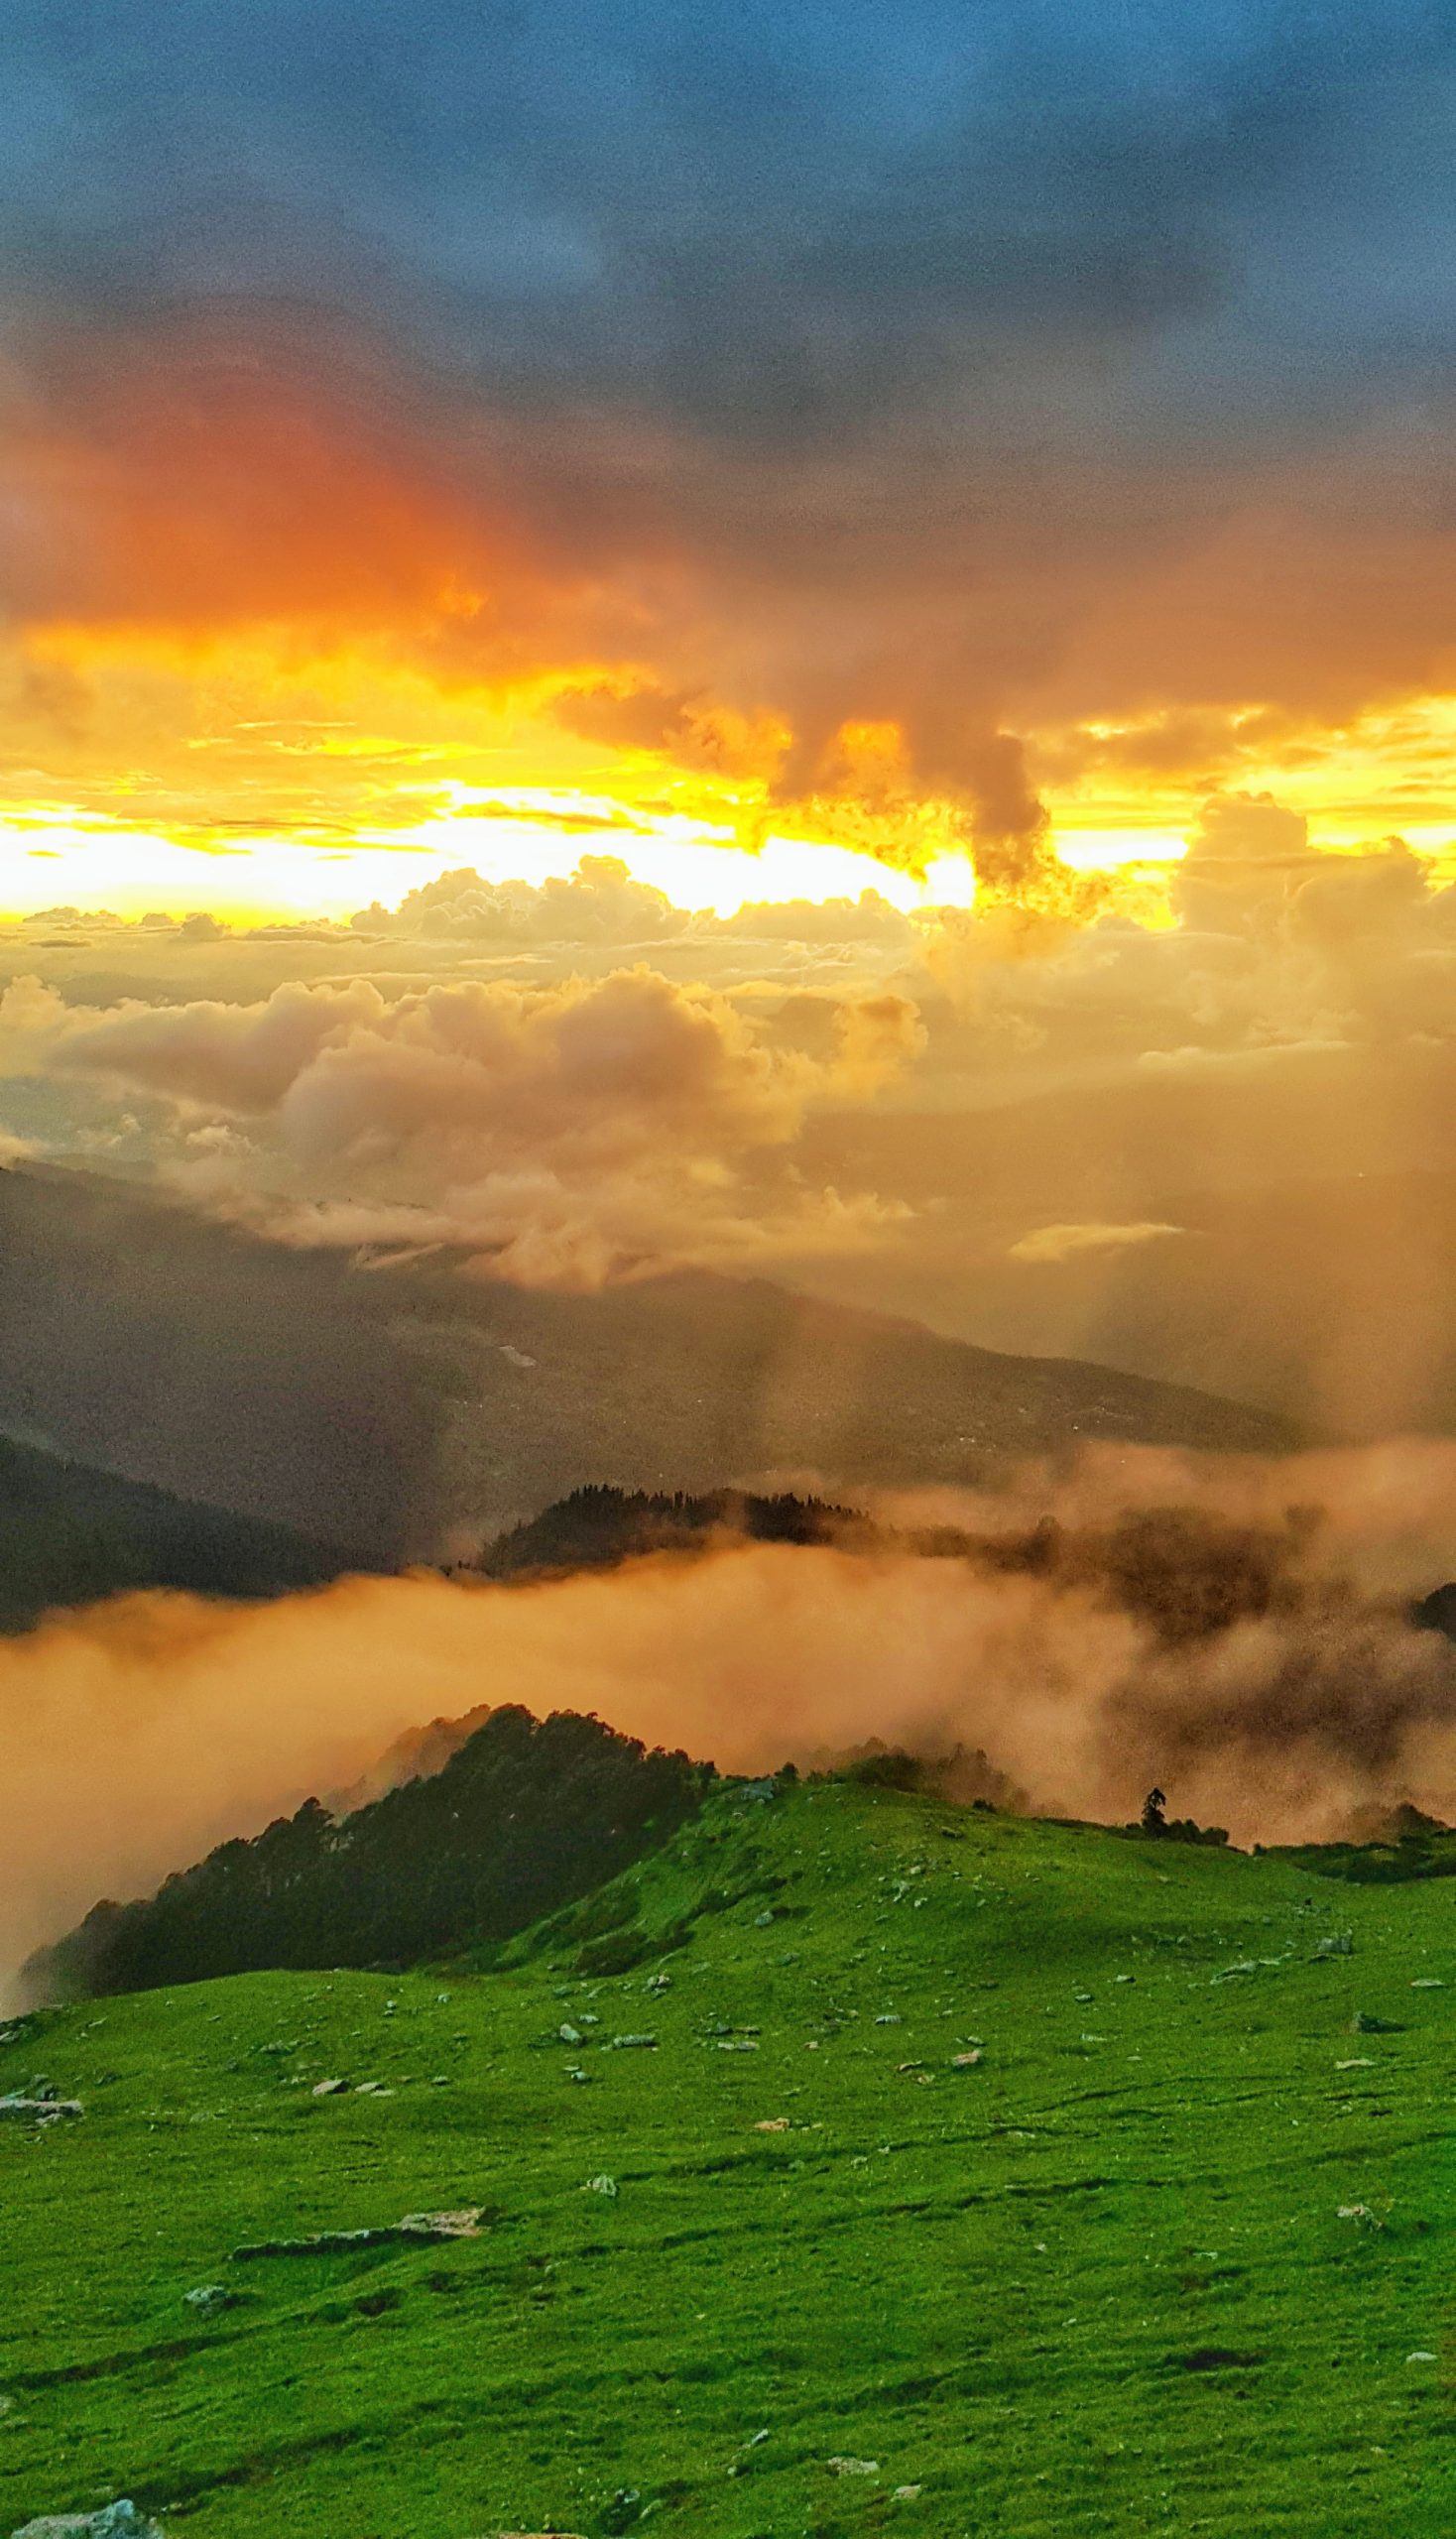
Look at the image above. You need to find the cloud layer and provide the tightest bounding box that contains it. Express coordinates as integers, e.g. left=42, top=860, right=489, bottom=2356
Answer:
left=9, top=1437, right=1456, bottom=1991
left=2, top=958, right=922, bottom=1284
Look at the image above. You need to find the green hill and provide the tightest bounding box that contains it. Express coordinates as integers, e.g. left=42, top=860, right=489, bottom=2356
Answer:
left=0, top=1434, right=360, bottom=1632
left=3, top=1778, right=1452, bottom=2537
left=34, top=1709, right=711, bottom=1997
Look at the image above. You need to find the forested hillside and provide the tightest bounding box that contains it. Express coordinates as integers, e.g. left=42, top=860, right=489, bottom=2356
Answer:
left=35, top=1708, right=713, bottom=1997
left=0, top=1434, right=356, bottom=1632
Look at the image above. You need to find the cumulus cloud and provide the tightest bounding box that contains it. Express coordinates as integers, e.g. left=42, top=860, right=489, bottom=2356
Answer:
left=351, top=862, right=918, bottom=956
left=6, top=964, right=923, bottom=1285
left=354, top=856, right=682, bottom=944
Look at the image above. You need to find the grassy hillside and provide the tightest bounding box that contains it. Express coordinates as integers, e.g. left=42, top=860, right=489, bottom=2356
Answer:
left=0, top=1433, right=357, bottom=1632
left=2, top=1780, right=1452, bottom=2537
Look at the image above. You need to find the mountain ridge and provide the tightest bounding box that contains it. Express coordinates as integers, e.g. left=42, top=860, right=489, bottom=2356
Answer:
left=0, top=1162, right=1299, bottom=1564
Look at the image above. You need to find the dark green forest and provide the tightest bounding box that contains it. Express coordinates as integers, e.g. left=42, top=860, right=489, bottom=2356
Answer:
left=33, top=1707, right=713, bottom=1998
left=0, top=1434, right=355, bottom=1631
left=472, top=1484, right=869, bottom=1580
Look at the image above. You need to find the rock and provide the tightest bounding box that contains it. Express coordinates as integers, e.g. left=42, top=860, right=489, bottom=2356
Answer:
left=1407, top=2351, right=1438, bottom=2362
left=826, top=2456, right=880, bottom=2478
left=231, top=2213, right=481, bottom=2259
left=892, top=2485, right=923, bottom=2501
left=399, top=2209, right=483, bottom=2237
left=558, top=2023, right=583, bottom=2045
left=1314, top=1933, right=1353, bottom=1959
left=13, top=2503, right=161, bottom=2537
left=754, top=2117, right=790, bottom=2131
left=0, top=2096, right=81, bottom=2123
left=874, top=2014, right=903, bottom=2026
left=717, top=2038, right=759, bottom=2052
left=951, top=2050, right=983, bottom=2070
left=1353, top=2013, right=1404, bottom=2034
left=610, top=2034, right=658, bottom=2050
left=311, top=2078, right=348, bottom=2097
left=645, top=1973, right=672, bottom=1993
left=1335, top=2057, right=1375, bottom=2070
left=897, top=2061, right=926, bottom=2073
left=1411, top=1978, right=1445, bottom=1989
left=182, top=2284, right=236, bottom=2316
left=585, top=2174, right=619, bottom=2197
left=754, top=1910, right=775, bottom=1926
left=1212, top=1961, right=1259, bottom=1983
left=1336, top=2204, right=1384, bottom=2229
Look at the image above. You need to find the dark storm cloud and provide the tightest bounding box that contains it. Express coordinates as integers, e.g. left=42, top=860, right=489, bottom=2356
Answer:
left=5, top=0, right=1455, bottom=454
left=6, top=0, right=1456, bottom=860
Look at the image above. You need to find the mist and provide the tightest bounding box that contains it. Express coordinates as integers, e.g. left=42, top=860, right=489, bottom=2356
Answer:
left=7, top=1438, right=1456, bottom=2005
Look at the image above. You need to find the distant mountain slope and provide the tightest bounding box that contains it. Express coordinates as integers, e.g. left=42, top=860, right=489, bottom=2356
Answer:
left=0, top=1163, right=1296, bottom=1563
left=796, top=1092, right=1456, bottom=1443
left=0, top=1433, right=357, bottom=1631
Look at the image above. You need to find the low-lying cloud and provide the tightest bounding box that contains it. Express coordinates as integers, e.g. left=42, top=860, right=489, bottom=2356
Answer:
left=7, top=1441, right=1456, bottom=1999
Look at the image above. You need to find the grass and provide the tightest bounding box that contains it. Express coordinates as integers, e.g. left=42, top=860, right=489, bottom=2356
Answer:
left=2, top=1778, right=1453, bottom=2536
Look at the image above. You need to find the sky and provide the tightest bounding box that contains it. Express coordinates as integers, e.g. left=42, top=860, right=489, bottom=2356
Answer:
left=9, top=3, right=1456, bottom=1920
left=3, top=0, right=1456, bottom=923
left=4, top=0, right=1456, bottom=1439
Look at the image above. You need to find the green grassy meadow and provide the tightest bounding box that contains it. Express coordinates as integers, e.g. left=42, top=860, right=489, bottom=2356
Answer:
left=2, top=1780, right=1453, bottom=2537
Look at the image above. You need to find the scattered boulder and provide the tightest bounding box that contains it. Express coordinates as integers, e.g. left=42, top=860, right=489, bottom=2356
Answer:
left=13, top=2504, right=161, bottom=2538
left=310, top=2079, right=348, bottom=2098
left=182, top=2284, right=237, bottom=2317
left=0, top=2097, right=81, bottom=2124
left=826, top=2456, right=880, bottom=2478
left=586, top=2175, right=619, bottom=2198
left=399, top=2210, right=483, bottom=2238
left=1353, top=2013, right=1404, bottom=2034
left=1314, top=1934, right=1353, bottom=1960
left=754, top=2117, right=790, bottom=2132
left=231, top=2211, right=484, bottom=2259
left=951, top=2050, right=984, bottom=2070
left=609, top=2034, right=658, bottom=2051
